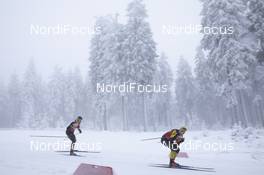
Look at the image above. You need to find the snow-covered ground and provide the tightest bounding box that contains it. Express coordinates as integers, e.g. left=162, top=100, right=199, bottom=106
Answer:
left=0, top=129, right=264, bottom=175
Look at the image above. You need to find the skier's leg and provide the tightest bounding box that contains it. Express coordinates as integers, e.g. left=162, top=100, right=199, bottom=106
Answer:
left=70, top=143, right=75, bottom=154
left=169, top=150, right=177, bottom=167
left=169, top=148, right=180, bottom=167
left=69, top=134, right=76, bottom=155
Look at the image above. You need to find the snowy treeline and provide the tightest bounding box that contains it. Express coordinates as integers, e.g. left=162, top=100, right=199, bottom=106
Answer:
left=0, top=60, right=91, bottom=128
left=195, top=0, right=264, bottom=128
left=89, top=0, right=160, bottom=131
left=0, top=0, right=263, bottom=130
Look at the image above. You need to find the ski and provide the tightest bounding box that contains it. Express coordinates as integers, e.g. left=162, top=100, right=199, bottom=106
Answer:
left=30, top=135, right=67, bottom=138
left=149, top=164, right=215, bottom=172
left=179, top=165, right=214, bottom=170
left=60, top=153, right=86, bottom=157
left=55, top=150, right=101, bottom=153
left=153, top=163, right=214, bottom=170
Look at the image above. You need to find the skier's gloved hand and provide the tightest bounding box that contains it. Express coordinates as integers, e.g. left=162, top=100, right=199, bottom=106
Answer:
left=181, top=138, right=185, bottom=142
left=78, top=129, right=82, bottom=134
left=176, top=137, right=185, bottom=143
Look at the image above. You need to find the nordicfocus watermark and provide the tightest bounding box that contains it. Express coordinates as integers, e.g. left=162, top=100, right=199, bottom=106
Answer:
left=30, top=24, right=101, bottom=36
left=30, top=140, right=102, bottom=152
left=96, top=83, right=168, bottom=93
left=162, top=24, right=234, bottom=35
left=30, top=139, right=234, bottom=153
left=162, top=140, right=235, bottom=152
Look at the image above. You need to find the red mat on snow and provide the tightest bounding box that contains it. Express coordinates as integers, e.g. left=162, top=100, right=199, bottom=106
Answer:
left=178, top=152, right=189, bottom=158
left=73, top=163, right=113, bottom=175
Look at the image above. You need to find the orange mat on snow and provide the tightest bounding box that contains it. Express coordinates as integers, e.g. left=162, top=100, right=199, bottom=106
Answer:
left=73, top=163, right=113, bottom=175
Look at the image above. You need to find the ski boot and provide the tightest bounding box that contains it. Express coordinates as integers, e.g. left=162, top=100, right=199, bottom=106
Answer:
left=169, top=159, right=180, bottom=168
left=70, top=150, right=77, bottom=156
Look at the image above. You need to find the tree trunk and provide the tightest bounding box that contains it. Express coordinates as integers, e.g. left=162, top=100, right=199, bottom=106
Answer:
left=258, top=100, right=264, bottom=127
left=235, top=91, right=244, bottom=127
left=164, top=103, right=169, bottom=127
left=142, top=93, right=147, bottom=132
left=240, top=90, right=250, bottom=126
left=232, top=105, right=239, bottom=126
left=121, top=95, right=128, bottom=131
left=254, top=102, right=262, bottom=127
left=103, top=103, right=108, bottom=130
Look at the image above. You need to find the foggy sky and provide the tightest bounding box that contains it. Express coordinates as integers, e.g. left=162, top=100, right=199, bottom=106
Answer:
left=0, top=0, right=202, bottom=83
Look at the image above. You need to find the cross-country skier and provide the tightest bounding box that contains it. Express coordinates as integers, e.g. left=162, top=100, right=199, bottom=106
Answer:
left=161, top=127, right=187, bottom=167
left=66, top=116, right=82, bottom=155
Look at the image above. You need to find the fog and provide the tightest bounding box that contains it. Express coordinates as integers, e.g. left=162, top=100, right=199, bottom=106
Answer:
left=0, top=0, right=202, bottom=82
left=0, top=0, right=262, bottom=130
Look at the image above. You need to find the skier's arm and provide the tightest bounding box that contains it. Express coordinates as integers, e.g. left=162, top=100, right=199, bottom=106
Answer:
left=167, top=129, right=177, bottom=142
left=77, top=124, right=82, bottom=133
left=176, top=136, right=185, bottom=144
left=170, top=130, right=177, bottom=138
left=170, top=129, right=185, bottom=143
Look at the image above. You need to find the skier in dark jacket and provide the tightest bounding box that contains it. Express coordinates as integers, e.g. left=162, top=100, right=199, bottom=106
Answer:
left=161, top=127, right=187, bottom=167
left=66, top=116, right=82, bottom=155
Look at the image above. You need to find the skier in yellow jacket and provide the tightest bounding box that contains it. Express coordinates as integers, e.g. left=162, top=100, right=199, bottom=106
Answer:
left=161, top=127, right=187, bottom=167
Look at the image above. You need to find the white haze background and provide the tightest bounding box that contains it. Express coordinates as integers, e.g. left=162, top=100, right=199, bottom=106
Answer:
left=0, top=0, right=201, bottom=82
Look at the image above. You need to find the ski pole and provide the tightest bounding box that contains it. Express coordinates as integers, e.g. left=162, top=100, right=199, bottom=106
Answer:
left=140, top=137, right=161, bottom=141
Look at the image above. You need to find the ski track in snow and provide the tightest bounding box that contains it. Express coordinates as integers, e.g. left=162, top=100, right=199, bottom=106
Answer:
left=0, top=129, right=263, bottom=175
